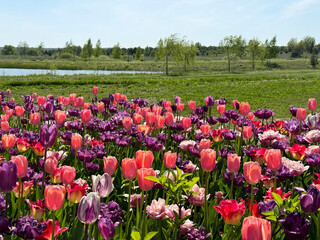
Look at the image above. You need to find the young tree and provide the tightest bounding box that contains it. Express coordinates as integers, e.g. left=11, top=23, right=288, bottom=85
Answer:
left=287, top=38, right=297, bottom=53
left=86, top=39, right=93, bottom=58
left=37, top=42, right=44, bottom=56
left=247, top=38, right=261, bottom=70
left=311, top=49, right=319, bottom=69
left=94, top=39, right=102, bottom=58
left=135, top=46, right=142, bottom=60
left=17, top=41, right=29, bottom=55
left=291, top=41, right=305, bottom=58
left=112, top=43, right=122, bottom=59
left=303, top=36, right=316, bottom=54
left=219, top=35, right=246, bottom=72
left=182, top=42, right=198, bottom=72
left=81, top=43, right=88, bottom=58
left=264, top=36, right=279, bottom=65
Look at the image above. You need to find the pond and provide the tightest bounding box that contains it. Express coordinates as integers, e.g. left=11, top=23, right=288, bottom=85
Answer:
left=0, top=68, right=162, bottom=76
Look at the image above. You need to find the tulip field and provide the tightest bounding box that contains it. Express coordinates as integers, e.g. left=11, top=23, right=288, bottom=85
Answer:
left=1, top=83, right=320, bottom=240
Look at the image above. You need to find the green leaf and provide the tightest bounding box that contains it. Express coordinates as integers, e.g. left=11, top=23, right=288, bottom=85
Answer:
left=143, top=176, right=160, bottom=183
left=261, top=210, right=275, bottom=216
left=272, top=192, right=284, bottom=207
left=131, top=231, right=141, bottom=240
left=144, top=231, right=158, bottom=240
left=266, top=215, right=277, bottom=221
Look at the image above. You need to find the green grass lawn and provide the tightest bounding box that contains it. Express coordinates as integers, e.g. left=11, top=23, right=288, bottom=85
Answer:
left=1, top=68, right=319, bottom=119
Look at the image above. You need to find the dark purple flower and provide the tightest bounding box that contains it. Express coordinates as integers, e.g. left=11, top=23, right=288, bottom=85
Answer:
left=99, top=202, right=123, bottom=226
left=194, top=106, right=204, bottom=116
left=9, top=148, right=18, bottom=156
left=205, top=96, right=214, bottom=107
left=40, top=124, right=57, bottom=149
left=0, top=214, right=10, bottom=233
left=194, top=133, right=205, bottom=141
left=218, top=115, right=229, bottom=124
left=60, top=130, right=73, bottom=144
left=100, top=131, right=117, bottom=142
left=98, top=218, right=115, bottom=240
left=170, top=123, right=184, bottom=131
left=171, top=134, right=185, bottom=144
left=68, top=108, right=80, bottom=117
left=295, top=135, right=309, bottom=144
left=223, top=169, right=245, bottom=186
left=305, top=153, right=320, bottom=167
left=0, top=194, right=5, bottom=212
left=289, top=106, right=297, bottom=117
left=145, top=135, right=163, bottom=151
left=218, top=148, right=234, bottom=159
left=206, top=116, right=217, bottom=125
left=85, top=162, right=100, bottom=171
left=0, top=161, right=17, bottom=193
left=299, top=185, right=320, bottom=214
left=189, top=147, right=201, bottom=158
left=224, top=110, right=239, bottom=120
left=279, top=212, right=310, bottom=240
left=222, top=131, right=236, bottom=140
left=271, top=141, right=289, bottom=151
left=257, top=200, right=277, bottom=218
left=253, top=108, right=274, bottom=120
left=10, top=216, right=47, bottom=239
left=77, top=148, right=96, bottom=163
left=43, top=102, right=53, bottom=115
left=182, top=227, right=211, bottom=240
left=244, top=185, right=259, bottom=195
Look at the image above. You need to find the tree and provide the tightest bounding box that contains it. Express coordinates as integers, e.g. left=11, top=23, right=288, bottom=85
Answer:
left=303, top=36, right=316, bottom=54
left=311, top=50, right=319, bottom=69
left=37, top=42, right=45, bottom=56
left=182, top=41, right=198, bottom=72
left=94, top=39, right=102, bottom=58
left=135, top=46, right=142, bottom=60
left=247, top=38, right=261, bottom=70
left=17, top=41, right=29, bottom=55
left=112, top=43, right=122, bottom=59
left=264, top=36, right=279, bottom=65
left=219, top=35, right=246, bottom=72
left=1, top=45, right=16, bottom=55
left=291, top=41, right=305, bottom=58
left=287, top=38, right=297, bottom=53
left=86, top=39, right=93, bottom=58
left=81, top=43, right=89, bottom=58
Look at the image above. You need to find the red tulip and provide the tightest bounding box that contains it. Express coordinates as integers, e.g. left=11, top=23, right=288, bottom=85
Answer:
left=71, top=134, right=82, bottom=150
left=97, top=102, right=105, bottom=113
left=146, top=112, right=155, bottom=125
left=288, top=143, right=306, bottom=161
left=239, top=102, right=250, bottom=116
left=1, top=114, right=9, bottom=122
left=164, top=151, right=177, bottom=168
left=15, top=106, right=25, bottom=117
left=227, top=154, right=241, bottom=173
left=35, top=219, right=68, bottom=240
left=264, top=149, right=282, bottom=171
left=57, top=96, right=64, bottom=103
left=243, top=162, right=261, bottom=185
left=133, top=113, right=143, bottom=125
left=137, top=168, right=156, bottom=191
left=122, top=117, right=133, bottom=129
left=200, top=149, right=216, bottom=172
left=63, top=97, right=70, bottom=106
left=92, top=86, right=99, bottom=95
left=165, top=112, right=174, bottom=126
left=136, top=150, right=154, bottom=169
left=17, top=138, right=30, bottom=152
left=60, top=166, right=76, bottom=185
left=11, top=155, right=28, bottom=178
left=296, top=108, right=307, bottom=121
left=198, top=139, right=212, bottom=151
left=163, top=101, right=171, bottom=108
left=6, top=109, right=13, bottom=117
left=54, top=110, right=66, bottom=124
left=67, top=179, right=88, bottom=203
left=241, top=216, right=271, bottom=240
left=243, top=126, right=252, bottom=139
left=188, top=101, right=196, bottom=110
left=37, top=96, right=46, bottom=106
left=45, top=185, right=65, bottom=211
left=200, top=124, right=211, bottom=135
left=217, top=104, right=225, bottom=114
left=181, top=117, right=191, bottom=130
left=81, top=109, right=91, bottom=123
left=155, top=115, right=165, bottom=129
left=122, top=158, right=138, bottom=180
left=2, top=134, right=16, bottom=149
left=248, top=112, right=255, bottom=121
left=177, top=103, right=185, bottom=112
left=75, top=97, right=84, bottom=108
left=32, top=142, right=45, bottom=156
left=1, top=121, right=9, bottom=132
left=30, top=112, right=41, bottom=125
left=308, top=98, right=317, bottom=111
left=44, top=156, right=58, bottom=174
left=103, top=156, right=118, bottom=175
left=213, top=199, right=246, bottom=225
left=25, top=199, right=46, bottom=221
left=114, top=93, right=121, bottom=102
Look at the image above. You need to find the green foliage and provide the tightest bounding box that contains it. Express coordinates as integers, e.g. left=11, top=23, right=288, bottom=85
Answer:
left=303, top=36, right=316, bottom=53
left=262, top=36, right=279, bottom=66
left=247, top=38, right=261, bottom=69
left=311, top=52, right=319, bottom=68
left=291, top=41, right=305, bottom=58
left=17, top=41, right=29, bottom=55
left=81, top=39, right=93, bottom=58
left=112, top=43, right=122, bottom=59
left=287, top=38, right=297, bottom=52
left=94, top=39, right=102, bottom=58
left=1, top=45, right=16, bottom=55
left=135, top=46, right=142, bottom=60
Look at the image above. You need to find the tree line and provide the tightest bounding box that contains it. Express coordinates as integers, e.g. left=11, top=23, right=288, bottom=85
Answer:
left=1, top=35, right=319, bottom=73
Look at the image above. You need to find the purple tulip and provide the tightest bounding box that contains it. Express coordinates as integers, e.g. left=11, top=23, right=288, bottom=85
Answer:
left=253, top=108, right=274, bottom=119
left=99, top=202, right=123, bottom=225
left=92, top=173, right=114, bottom=198
left=279, top=212, right=310, bottom=240
left=299, top=185, right=320, bottom=214
left=205, top=96, right=214, bottom=107
left=98, top=218, right=115, bottom=239
left=40, top=124, right=58, bottom=149
left=217, top=115, right=229, bottom=124
left=0, top=161, right=18, bottom=193
left=10, top=216, right=47, bottom=239
left=289, top=106, right=297, bottom=117
left=257, top=200, right=277, bottom=218
left=305, top=153, right=320, bottom=167
left=0, top=214, right=10, bottom=233
left=77, top=192, right=101, bottom=224
left=206, top=116, right=217, bottom=125
left=223, top=169, right=245, bottom=186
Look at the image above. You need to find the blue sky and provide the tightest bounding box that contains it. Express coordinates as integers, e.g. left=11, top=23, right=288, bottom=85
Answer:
left=0, top=0, right=319, bottom=48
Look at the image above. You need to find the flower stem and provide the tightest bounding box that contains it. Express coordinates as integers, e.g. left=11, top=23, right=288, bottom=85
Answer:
left=230, top=173, right=234, bottom=199
left=17, top=177, right=21, bottom=218
left=274, top=170, right=277, bottom=193
left=125, top=180, right=132, bottom=237
left=204, top=171, right=209, bottom=230
left=52, top=211, right=56, bottom=240
left=250, top=184, right=254, bottom=216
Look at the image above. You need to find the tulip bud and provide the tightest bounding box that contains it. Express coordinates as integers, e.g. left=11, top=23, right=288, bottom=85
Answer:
left=77, top=192, right=100, bottom=224
left=137, top=168, right=156, bottom=191
left=103, top=156, right=118, bottom=175
left=92, top=86, right=99, bottom=95
left=243, top=126, right=252, bottom=139
left=308, top=98, right=317, bottom=111
left=122, top=158, right=137, bottom=180
left=44, top=156, right=58, bottom=174
left=92, top=173, right=114, bottom=198
left=45, top=185, right=65, bottom=211
left=264, top=149, right=282, bottom=171
left=239, top=102, right=250, bottom=116
left=71, top=134, right=82, bottom=150
left=81, top=109, right=91, bottom=123
left=188, top=101, right=196, bottom=110
left=0, top=161, right=18, bottom=192
left=164, top=151, right=177, bottom=168
left=227, top=154, right=241, bottom=173
left=60, top=166, right=76, bottom=185
left=1, top=134, right=16, bottom=149
left=200, top=149, right=216, bottom=172
left=15, top=106, right=25, bottom=117
left=296, top=108, right=307, bottom=121
left=181, top=117, right=191, bottom=130
left=200, top=124, right=211, bottom=135
left=54, top=110, right=66, bottom=124
left=135, top=150, right=154, bottom=169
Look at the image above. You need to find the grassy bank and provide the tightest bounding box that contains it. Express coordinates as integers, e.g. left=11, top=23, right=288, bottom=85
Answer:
left=0, top=55, right=316, bottom=72
left=1, top=69, right=319, bottom=119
